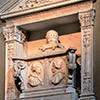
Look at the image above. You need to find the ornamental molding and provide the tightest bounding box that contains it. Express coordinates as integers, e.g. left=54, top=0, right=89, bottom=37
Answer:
left=0, top=0, right=94, bottom=20
left=5, top=0, right=65, bottom=13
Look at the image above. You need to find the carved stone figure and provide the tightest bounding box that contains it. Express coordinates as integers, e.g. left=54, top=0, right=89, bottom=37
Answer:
left=39, top=30, right=64, bottom=52
left=49, top=57, right=67, bottom=85
left=27, top=61, right=44, bottom=87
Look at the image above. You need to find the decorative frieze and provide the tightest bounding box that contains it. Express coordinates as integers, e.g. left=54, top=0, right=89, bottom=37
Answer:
left=19, top=0, right=52, bottom=9
left=11, top=0, right=52, bottom=12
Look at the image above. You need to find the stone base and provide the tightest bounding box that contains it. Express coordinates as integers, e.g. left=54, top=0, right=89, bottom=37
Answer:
left=18, top=88, right=78, bottom=100
left=79, top=94, right=96, bottom=100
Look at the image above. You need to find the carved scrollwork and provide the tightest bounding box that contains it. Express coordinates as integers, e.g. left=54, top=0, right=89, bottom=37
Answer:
left=49, top=57, right=68, bottom=85
left=13, top=60, right=27, bottom=92
left=27, top=61, right=44, bottom=87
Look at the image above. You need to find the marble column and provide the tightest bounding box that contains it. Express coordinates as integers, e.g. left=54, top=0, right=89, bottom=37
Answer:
left=78, top=9, right=96, bottom=100
left=3, top=26, right=26, bottom=100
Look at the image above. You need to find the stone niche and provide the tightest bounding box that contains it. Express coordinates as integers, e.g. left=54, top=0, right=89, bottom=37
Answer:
left=0, top=0, right=96, bottom=100
left=13, top=29, right=81, bottom=100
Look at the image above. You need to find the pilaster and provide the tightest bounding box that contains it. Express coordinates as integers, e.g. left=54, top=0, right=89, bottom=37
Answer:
left=78, top=9, right=96, bottom=100
left=3, top=26, right=26, bottom=100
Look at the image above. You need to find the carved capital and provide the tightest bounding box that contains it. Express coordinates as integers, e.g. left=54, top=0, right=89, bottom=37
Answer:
left=3, top=26, right=15, bottom=42
left=79, top=9, right=95, bottom=27
left=3, top=26, right=26, bottom=43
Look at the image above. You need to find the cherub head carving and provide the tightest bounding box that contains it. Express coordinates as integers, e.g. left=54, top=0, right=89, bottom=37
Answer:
left=46, top=30, right=59, bottom=44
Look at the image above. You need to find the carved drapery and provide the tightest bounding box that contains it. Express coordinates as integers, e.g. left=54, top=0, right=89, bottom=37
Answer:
left=78, top=9, right=95, bottom=99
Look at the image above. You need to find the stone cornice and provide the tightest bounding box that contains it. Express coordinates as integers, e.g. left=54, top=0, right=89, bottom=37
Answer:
left=0, top=0, right=95, bottom=20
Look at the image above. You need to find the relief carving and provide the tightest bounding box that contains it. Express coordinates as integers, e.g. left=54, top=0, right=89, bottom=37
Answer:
left=79, top=9, right=95, bottom=27
left=49, top=57, right=67, bottom=85
left=3, top=27, right=14, bottom=42
left=83, top=28, right=91, bottom=48
left=83, top=77, right=92, bottom=93
left=13, top=61, right=27, bottom=91
left=3, top=27, right=26, bottom=42
left=39, top=30, right=64, bottom=52
left=18, top=0, right=52, bottom=10
left=27, top=61, right=44, bottom=87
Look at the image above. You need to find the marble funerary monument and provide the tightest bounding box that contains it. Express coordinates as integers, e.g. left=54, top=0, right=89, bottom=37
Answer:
left=0, top=0, right=97, bottom=100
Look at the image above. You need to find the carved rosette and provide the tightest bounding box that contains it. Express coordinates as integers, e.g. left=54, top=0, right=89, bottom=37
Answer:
left=78, top=9, right=96, bottom=98
left=27, top=61, right=44, bottom=87
left=3, top=26, right=26, bottom=43
left=49, top=57, right=68, bottom=85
